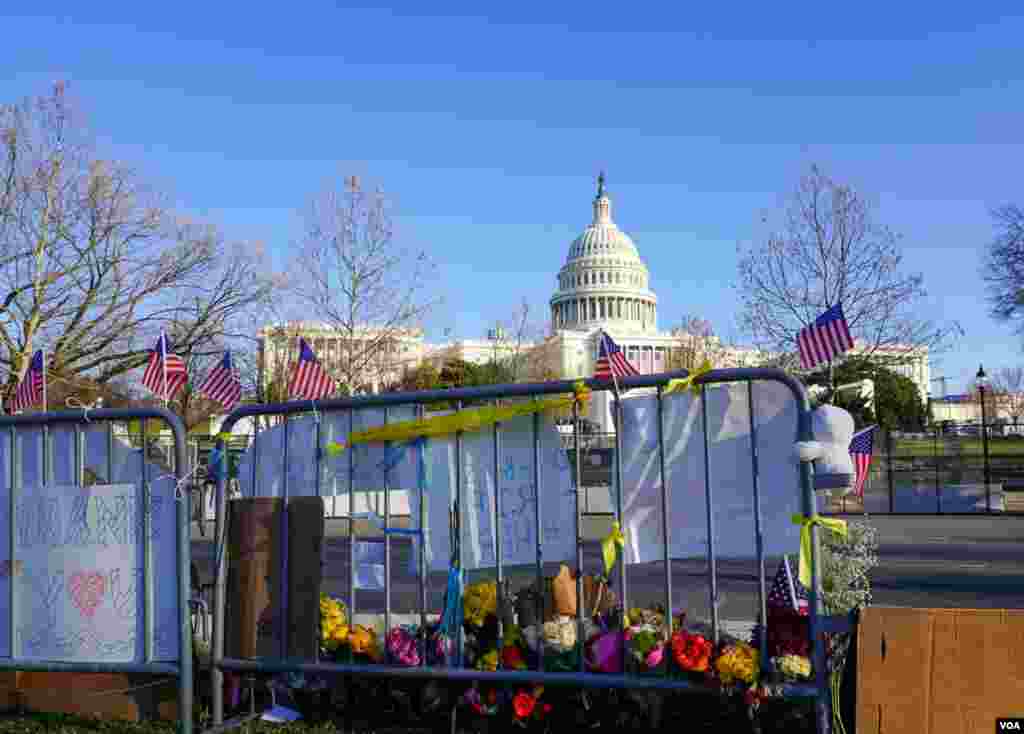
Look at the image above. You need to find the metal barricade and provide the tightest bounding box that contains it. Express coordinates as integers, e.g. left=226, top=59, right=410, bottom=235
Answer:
left=208, top=368, right=839, bottom=733
left=0, top=407, right=192, bottom=734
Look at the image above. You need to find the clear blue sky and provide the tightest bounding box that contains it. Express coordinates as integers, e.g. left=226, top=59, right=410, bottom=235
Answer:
left=4, top=3, right=1023, bottom=393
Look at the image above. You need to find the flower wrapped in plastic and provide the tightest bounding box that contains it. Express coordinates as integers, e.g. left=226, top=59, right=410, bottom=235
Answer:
left=715, top=642, right=760, bottom=686
left=587, top=630, right=623, bottom=673
left=774, top=654, right=812, bottom=680
left=319, top=595, right=349, bottom=654
left=624, top=624, right=665, bottom=673
left=349, top=624, right=380, bottom=661
left=386, top=626, right=420, bottom=666
left=512, top=686, right=552, bottom=722
left=670, top=629, right=712, bottom=673
left=463, top=686, right=499, bottom=716
left=463, top=580, right=498, bottom=628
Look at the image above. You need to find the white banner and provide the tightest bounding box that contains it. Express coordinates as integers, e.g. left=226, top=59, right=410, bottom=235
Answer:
left=620, top=381, right=804, bottom=562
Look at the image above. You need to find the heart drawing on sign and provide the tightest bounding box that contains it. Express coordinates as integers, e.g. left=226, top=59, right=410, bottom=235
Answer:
left=69, top=571, right=106, bottom=618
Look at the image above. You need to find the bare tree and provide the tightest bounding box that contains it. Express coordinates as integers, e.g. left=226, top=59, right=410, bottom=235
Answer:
left=0, top=83, right=278, bottom=404
left=664, top=315, right=766, bottom=371
left=982, top=204, right=1024, bottom=341
left=738, top=165, right=958, bottom=378
left=489, top=298, right=559, bottom=382
left=988, top=366, right=1024, bottom=424
left=288, top=175, right=437, bottom=394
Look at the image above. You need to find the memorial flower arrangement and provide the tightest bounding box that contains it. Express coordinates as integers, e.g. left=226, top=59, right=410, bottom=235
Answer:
left=715, top=641, right=759, bottom=686
left=670, top=628, right=713, bottom=673
left=775, top=653, right=812, bottom=681
left=624, top=624, right=665, bottom=673
left=319, top=594, right=349, bottom=654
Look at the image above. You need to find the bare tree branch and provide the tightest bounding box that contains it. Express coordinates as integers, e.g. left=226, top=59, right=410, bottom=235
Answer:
left=737, top=165, right=960, bottom=370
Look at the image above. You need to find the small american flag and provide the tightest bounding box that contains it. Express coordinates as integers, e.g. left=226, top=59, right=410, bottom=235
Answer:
left=197, top=351, right=242, bottom=411
left=288, top=337, right=335, bottom=401
left=767, top=555, right=808, bottom=615
left=142, top=333, right=188, bottom=401
left=850, top=425, right=878, bottom=498
left=10, top=350, right=45, bottom=413
left=797, top=304, right=854, bottom=370
left=594, top=331, right=640, bottom=382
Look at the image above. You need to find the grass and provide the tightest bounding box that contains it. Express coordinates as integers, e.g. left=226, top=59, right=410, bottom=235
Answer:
left=893, top=438, right=1024, bottom=457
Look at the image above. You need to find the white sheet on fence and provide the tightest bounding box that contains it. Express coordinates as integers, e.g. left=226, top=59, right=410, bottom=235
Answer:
left=236, top=410, right=577, bottom=572
left=0, top=427, right=180, bottom=661
left=620, top=380, right=803, bottom=562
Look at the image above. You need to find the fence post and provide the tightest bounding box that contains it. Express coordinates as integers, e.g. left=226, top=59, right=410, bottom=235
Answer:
left=886, top=430, right=895, bottom=513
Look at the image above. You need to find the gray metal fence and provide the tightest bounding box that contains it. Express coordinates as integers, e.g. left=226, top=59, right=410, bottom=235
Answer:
left=0, top=407, right=192, bottom=734
left=208, top=368, right=844, bottom=733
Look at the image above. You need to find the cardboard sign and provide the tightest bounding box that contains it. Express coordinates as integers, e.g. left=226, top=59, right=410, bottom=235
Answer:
left=0, top=426, right=180, bottom=662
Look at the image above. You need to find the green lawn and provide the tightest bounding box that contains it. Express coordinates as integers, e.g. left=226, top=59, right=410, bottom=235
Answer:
left=893, top=438, right=1024, bottom=457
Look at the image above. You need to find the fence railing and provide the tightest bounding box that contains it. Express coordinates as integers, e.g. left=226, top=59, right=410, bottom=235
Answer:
left=205, top=368, right=847, bottom=734
left=824, top=426, right=1024, bottom=514
left=0, top=407, right=192, bottom=734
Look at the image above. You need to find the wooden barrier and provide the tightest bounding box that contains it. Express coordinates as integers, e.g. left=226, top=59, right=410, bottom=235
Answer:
left=857, top=607, right=1024, bottom=733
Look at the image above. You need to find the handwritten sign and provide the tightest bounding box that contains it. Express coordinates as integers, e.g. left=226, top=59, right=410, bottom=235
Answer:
left=0, top=482, right=180, bottom=662
left=410, top=413, right=577, bottom=571
left=239, top=411, right=578, bottom=572
left=620, top=380, right=803, bottom=563
left=0, top=426, right=180, bottom=663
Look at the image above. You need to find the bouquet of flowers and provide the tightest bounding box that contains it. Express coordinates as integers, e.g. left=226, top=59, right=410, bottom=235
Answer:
left=463, top=580, right=498, bottom=628
left=319, top=594, right=349, bottom=656
left=512, top=686, right=553, bottom=726
left=385, top=626, right=420, bottom=667
left=774, top=653, right=812, bottom=681
left=624, top=624, right=666, bottom=674
left=670, top=629, right=712, bottom=674
left=715, top=641, right=760, bottom=687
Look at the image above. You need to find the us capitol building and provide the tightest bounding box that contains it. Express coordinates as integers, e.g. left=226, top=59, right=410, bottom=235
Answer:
left=258, top=174, right=927, bottom=429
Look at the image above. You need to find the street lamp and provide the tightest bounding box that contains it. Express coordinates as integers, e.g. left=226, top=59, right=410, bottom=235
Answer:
left=977, top=365, right=992, bottom=512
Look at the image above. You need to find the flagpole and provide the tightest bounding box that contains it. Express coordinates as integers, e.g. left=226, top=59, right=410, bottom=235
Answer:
left=41, top=347, right=47, bottom=412
left=161, top=331, right=169, bottom=409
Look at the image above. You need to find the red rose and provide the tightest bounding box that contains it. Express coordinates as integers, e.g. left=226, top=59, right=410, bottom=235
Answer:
left=513, top=692, right=536, bottom=719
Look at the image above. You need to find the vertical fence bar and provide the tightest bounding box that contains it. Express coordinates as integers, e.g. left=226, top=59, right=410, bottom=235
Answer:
left=383, top=407, right=391, bottom=657
left=612, top=393, right=627, bottom=666
left=9, top=427, right=19, bottom=659
left=106, top=422, right=115, bottom=487
left=454, top=400, right=464, bottom=668
left=212, top=429, right=227, bottom=725
left=280, top=416, right=290, bottom=658
left=41, top=424, right=50, bottom=487
left=746, top=381, right=768, bottom=671
left=700, top=385, right=719, bottom=644
left=418, top=404, right=427, bottom=667
left=655, top=387, right=673, bottom=654
left=138, top=419, right=154, bottom=662
left=348, top=410, right=356, bottom=664
left=934, top=427, right=941, bottom=514
left=886, top=431, right=895, bottom=513
left=493, top=401, right=504, bottom=665
left=532, top=411, right=544, bottom=671
left=171, top=416, right=193, bottom=734
left=573, top=400, right=585, bottom=674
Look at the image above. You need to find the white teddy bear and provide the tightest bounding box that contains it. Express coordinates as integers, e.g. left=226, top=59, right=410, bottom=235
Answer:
left=794, top=404, right=856, bottom=495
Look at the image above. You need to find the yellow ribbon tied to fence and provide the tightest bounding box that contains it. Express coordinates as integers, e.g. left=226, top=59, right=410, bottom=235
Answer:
left=601, top=521, right=627, bottom=577
left=790, top=514, right=848, bottom=587
left=664, top=360, right=714, bottom=397
left=324, top=382, right=591, bottom=454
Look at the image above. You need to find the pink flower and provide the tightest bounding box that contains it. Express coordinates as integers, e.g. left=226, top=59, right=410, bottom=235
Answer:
left=386, top=627, right=420, bottom=666
left=644, top=644, right=664, bottom=669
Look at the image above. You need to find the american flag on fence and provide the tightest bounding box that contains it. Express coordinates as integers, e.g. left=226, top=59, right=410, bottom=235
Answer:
left=288, top=337, right=335, bottom=401
left=10, top=349, right=45, bottom=413
left=142, top=333, right=188, bottom=401
left=850, top=425, right=878, bottom=498
left=767, top=555, right=808, bottom=615
left=797, top=304, right=854, bottom=370
left=197, top=351, right=242, bottom=411
left=594, top=331, right=640, bottom=382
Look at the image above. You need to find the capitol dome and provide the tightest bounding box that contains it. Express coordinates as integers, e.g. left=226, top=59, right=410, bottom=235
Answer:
left=550, top=174, right=658, bottom=333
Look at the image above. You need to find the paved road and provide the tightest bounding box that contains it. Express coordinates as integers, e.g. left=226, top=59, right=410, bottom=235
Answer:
left=190, top=529, right=1024, bottom=621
